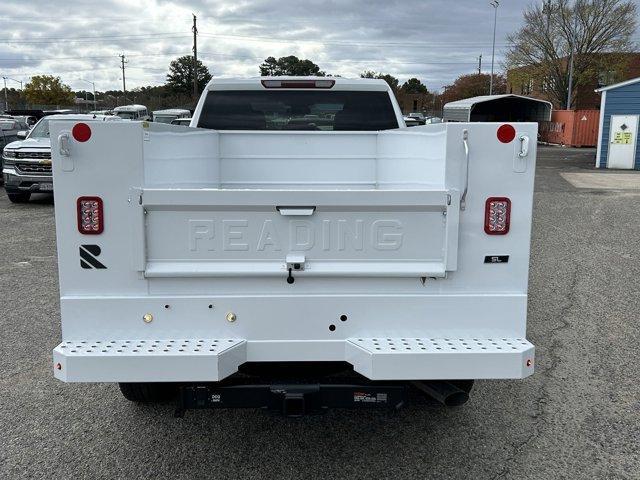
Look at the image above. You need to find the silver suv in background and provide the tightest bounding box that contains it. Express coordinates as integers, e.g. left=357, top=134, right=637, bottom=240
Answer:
left=2, top=114, right=121, bottom=203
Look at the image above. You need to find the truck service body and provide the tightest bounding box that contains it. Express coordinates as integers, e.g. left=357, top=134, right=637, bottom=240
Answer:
left=51, top=77, right=536, bottom=413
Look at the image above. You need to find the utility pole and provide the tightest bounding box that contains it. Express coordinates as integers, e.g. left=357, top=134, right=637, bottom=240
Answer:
left=478, top=54, right=483, bottom=74
left=2, top=77, right=8, bottom=112
left=192, top=14, right=198, bottom=99
left=120, top=54, right=128, bottom=104
left=489, top=0, right=499, bottom=95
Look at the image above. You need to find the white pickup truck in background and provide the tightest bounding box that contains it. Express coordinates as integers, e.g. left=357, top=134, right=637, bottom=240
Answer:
left=50, top=77, right=536, bottom=415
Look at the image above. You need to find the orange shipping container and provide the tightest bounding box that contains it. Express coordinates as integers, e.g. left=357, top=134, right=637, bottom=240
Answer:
left=539, top=110, right=600, bottom=147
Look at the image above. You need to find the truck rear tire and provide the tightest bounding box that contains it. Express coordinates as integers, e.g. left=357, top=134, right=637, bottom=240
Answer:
left=7, top=192, right=31, bottom=203
left=118, top=382, right=177, bottom=403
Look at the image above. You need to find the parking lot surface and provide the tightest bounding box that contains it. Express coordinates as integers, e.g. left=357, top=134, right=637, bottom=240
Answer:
left=1, top=146, right=638, bottom=479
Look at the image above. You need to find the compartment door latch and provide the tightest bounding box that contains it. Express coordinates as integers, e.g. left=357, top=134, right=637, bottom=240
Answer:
left=285, top=254, right=306, bottom=284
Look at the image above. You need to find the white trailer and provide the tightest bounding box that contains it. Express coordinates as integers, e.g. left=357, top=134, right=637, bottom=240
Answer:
left=50, top=77, right=536, bottom=414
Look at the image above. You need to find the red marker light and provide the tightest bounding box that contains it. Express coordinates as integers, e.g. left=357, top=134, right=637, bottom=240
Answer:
left=497, top=124, right=516, bottom=143
left=72, top=123, right=92, bottom=142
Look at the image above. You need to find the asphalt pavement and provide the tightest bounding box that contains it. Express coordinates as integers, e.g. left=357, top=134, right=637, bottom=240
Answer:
left=1, top=145, right=638, bottom=479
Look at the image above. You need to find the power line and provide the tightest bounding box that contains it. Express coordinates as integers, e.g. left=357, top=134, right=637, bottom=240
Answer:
left=0, top=31, right=187, bottom=41
left=197, top=32, right=513, bottom=49
left=0, top=32, right=191, bottom=45
left=0, top=30, right=513, bottom=49
left=4, top=54, right=489, bottom=79
left=0, top=46, right=506, bottom=69
left=0, top=46, right=507, bottom=64
left=127, top=66, right=167, bottom=73
left=6, top=16, right=188, bottom=23
left=196, top=51, right=486, bottom=66
left=0, top=52, right=194, bottom=62
left=1, top=67, right=166, bottom=77
left=0, top=26, right=507, bottom=88
left=1, top=59, right=482, bottom=78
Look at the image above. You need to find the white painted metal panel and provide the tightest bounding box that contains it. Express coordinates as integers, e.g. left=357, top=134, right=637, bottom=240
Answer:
left=607, top=114, right=638, bottom=169
left=59, top=294, right=528, bottom=344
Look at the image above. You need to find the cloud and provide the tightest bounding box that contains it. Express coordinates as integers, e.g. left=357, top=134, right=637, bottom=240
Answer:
left=2, top=0, right=635, bottom=93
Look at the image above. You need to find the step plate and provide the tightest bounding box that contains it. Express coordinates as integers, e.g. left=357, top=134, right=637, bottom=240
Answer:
left=346, top=337, right=534, bottom=380
left=53, top=339, right=246, bottom=382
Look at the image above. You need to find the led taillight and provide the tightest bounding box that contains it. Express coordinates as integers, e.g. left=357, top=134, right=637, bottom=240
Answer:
left=77, top=196, right=104, bottom=234
left=261, top=79, right=335, bottom=89
left=484, top=197, right=511, bottom=235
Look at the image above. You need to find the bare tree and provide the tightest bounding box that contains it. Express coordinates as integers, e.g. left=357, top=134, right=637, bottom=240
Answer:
left=506, top=0, right=637, bottom=108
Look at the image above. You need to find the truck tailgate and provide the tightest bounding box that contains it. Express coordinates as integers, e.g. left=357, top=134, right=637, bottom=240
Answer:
left=140, top=188, right=459, bottom=279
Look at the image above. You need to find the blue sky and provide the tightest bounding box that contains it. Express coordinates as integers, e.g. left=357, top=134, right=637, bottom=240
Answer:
left=0, top=0, right=638, bottom=93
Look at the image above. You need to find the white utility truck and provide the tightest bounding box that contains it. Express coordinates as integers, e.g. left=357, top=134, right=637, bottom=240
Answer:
left=51, top=77, right=536, bottom=415
left=113, top=104, right=150, bottom=121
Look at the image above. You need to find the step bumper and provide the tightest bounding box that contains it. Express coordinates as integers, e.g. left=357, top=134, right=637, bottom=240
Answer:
left=346, top=337, right=535, bottom=380
left=53, top=336, right=534, bottom=382
left=53, top=339, right=246, bottom=382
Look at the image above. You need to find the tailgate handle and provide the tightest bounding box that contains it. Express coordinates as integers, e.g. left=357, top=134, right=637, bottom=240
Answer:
left=277, top=206, right=316, bottom=216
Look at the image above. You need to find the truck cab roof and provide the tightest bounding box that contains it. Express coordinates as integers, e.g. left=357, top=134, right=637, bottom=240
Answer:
left=204, top=77, right=393, bottom=92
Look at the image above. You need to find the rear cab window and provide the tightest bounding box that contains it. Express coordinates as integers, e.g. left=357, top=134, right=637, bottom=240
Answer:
left=197, top=90, right=399, bottom=131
